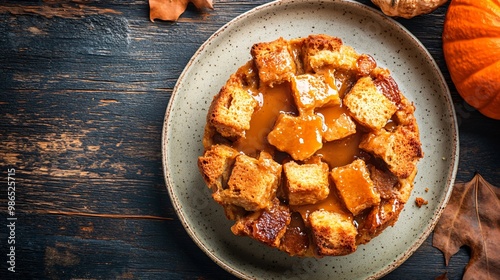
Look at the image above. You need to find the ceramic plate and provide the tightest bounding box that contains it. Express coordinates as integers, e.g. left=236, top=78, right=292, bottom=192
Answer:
left=162, top=0, right=459, bottom=279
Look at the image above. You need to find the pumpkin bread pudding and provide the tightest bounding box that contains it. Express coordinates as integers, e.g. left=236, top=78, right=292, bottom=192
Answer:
left=198, top=34, right=423, bottom=257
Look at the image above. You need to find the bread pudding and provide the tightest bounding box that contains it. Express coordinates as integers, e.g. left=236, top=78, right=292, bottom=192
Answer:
left=198, top=34, right=423, bottom=257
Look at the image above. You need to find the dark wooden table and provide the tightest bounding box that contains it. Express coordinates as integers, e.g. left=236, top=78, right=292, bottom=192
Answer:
left=0, top=0, right=498, bottom=279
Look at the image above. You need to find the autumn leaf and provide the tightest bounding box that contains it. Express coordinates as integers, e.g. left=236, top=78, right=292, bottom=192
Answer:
left=433, top=173, right=500, bottom=280
left=149, top=0, right=214, bottom=22
left=435, top=272, right=448, bottom=280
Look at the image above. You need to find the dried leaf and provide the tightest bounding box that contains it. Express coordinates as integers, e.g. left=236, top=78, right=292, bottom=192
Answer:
left=435, top=272, right=448, bottom=280
left=149, top=0, right=213, bottom=22
left=433, top=173, right=500, bottom=280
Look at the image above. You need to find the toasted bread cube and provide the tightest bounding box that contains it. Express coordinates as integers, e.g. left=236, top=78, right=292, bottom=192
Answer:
left=291, top=74, right=340, bottom=113
left=221, top=204, right=247, bottom=221
left=221, top=152, right=281, bottom=211
left=302, top=34, right=376, bottom=76
left=359, top=125, right=423, bottom=179
left=302, top=34, right=361, bottom=73
left=231, top=60, right=260, bottom=90
left=344, top=76, right=397, bottom=130
left=330, top=159, right=380, bottom=215
left=302, top=34, right=343, bottom=55
left=251, top=37, right=296, bottom=87
left=231, top=198, right=290, bottom=248
left=302, top=34, right=342, bottom=72
left=357, top=198, right=404, bottom=244
left=356, top=54, right=377, bottom=77
left=369, top=165, right=399, bottom=200
left=371, top=68, right=402, bottom=106
left=322, top=112, right=357, bottom=142
left=309, top=210, right=357, bottom=256
left=208, top=84, right=258, bottom=138
left=279, top=212, right=310, bottom=256
left=397, top=167, right=419, bottom=203
left=394, top=97, right=416, bottom=126
left=314, top=44, right=359, bottom=72
left=198, top=144, right=239, bottom=193
left=268, top=114, right=323, bottom=161
left=284, top=161, right=330, bottom=205
left=288, top=38, right=306, bottom=75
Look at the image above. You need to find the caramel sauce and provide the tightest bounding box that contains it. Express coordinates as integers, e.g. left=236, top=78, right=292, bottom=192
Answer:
left=315, top=132, right=363, bottom=168
left=321, top=69, right=336, bottom=90
left=235, top=68, right=358, bottom=161
left=316, top=103, right=348, bottom=121
left=291, top=73, right=340, bottom=112
left=384, top=118, right=397, bottom=132
left=333, top=70, right=356, bottom=98
left=291, top=190, right=352, bottom=222
left=234, top=83, right=296, bottom=156
left=332, top=163, right=378, bottom=214
left=315, top=104, right=356, bottom=141
left=267, top=114, right=324, bottom=161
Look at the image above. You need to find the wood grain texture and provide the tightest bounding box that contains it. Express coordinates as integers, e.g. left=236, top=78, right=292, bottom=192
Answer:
left=0, top=0, right=499, bottom=279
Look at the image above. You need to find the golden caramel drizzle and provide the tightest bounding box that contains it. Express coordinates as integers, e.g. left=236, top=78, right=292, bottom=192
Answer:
left=291, top=190, right=352, bottom=223
left=315, top=132, right=363, bottom=168
left=233, top=82, right=296, bottom=157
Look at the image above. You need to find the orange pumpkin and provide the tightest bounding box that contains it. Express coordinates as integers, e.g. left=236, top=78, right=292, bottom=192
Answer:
left=442, top=0, right=500, bottom=120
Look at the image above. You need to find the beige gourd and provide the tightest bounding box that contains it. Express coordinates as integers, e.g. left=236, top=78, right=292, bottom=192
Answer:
left=372, top=0, right=448, bottom=18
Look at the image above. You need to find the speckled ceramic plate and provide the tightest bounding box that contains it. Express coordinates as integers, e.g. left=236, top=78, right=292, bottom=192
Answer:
left=162, top=0, right=459, bottom=279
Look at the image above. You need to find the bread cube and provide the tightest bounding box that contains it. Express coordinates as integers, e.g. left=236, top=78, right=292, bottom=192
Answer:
left=317, top=44, right=360, bottom=72
left=231, top=198, right=290, bottom=248
left=302, top=34, right=343, bottom=72
left=267, top=114, right=323, bottom=161
left=371, top=68, right=402, bottom=105
left=291, top=74, right=340, bottom=113
left=369, top=165, right=399, bottom=200
left=302, top=34, right=378, bottom=77
left=288, top=38, right=306, bottom=75
left=309, top=210, right=357, bottom=256
left=330, top=159, right=380, bottom=215
left=220, top=152, right=281, bottom=211
left=279, top=212, right=310, bottom=256
left=343, top=76, right=397, bottom=130
left=356, top=54, right=377, bottom=77
left=359, top=198, right=403, bottom=244
left=284, top=160, right=330, bottom=205
left=322, top=112, right=357, bottom=142
left=198, top=144, right=239, bottom=193
left=359, top=125, right=423, bottom=179
left=251, top=37, right=296, bottom=86
left=208, top=84, right=258, bottom=138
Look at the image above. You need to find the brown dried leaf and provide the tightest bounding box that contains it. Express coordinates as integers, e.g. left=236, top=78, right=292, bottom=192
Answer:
left=433, top=173, right=500, bottom=280
left=435, top=272, right=448, bottom=280
left=149, top=0, right=213, bottom=22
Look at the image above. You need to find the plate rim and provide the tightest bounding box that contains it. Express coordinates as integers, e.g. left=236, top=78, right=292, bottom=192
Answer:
left=161, top=0, right=460, bottom=279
